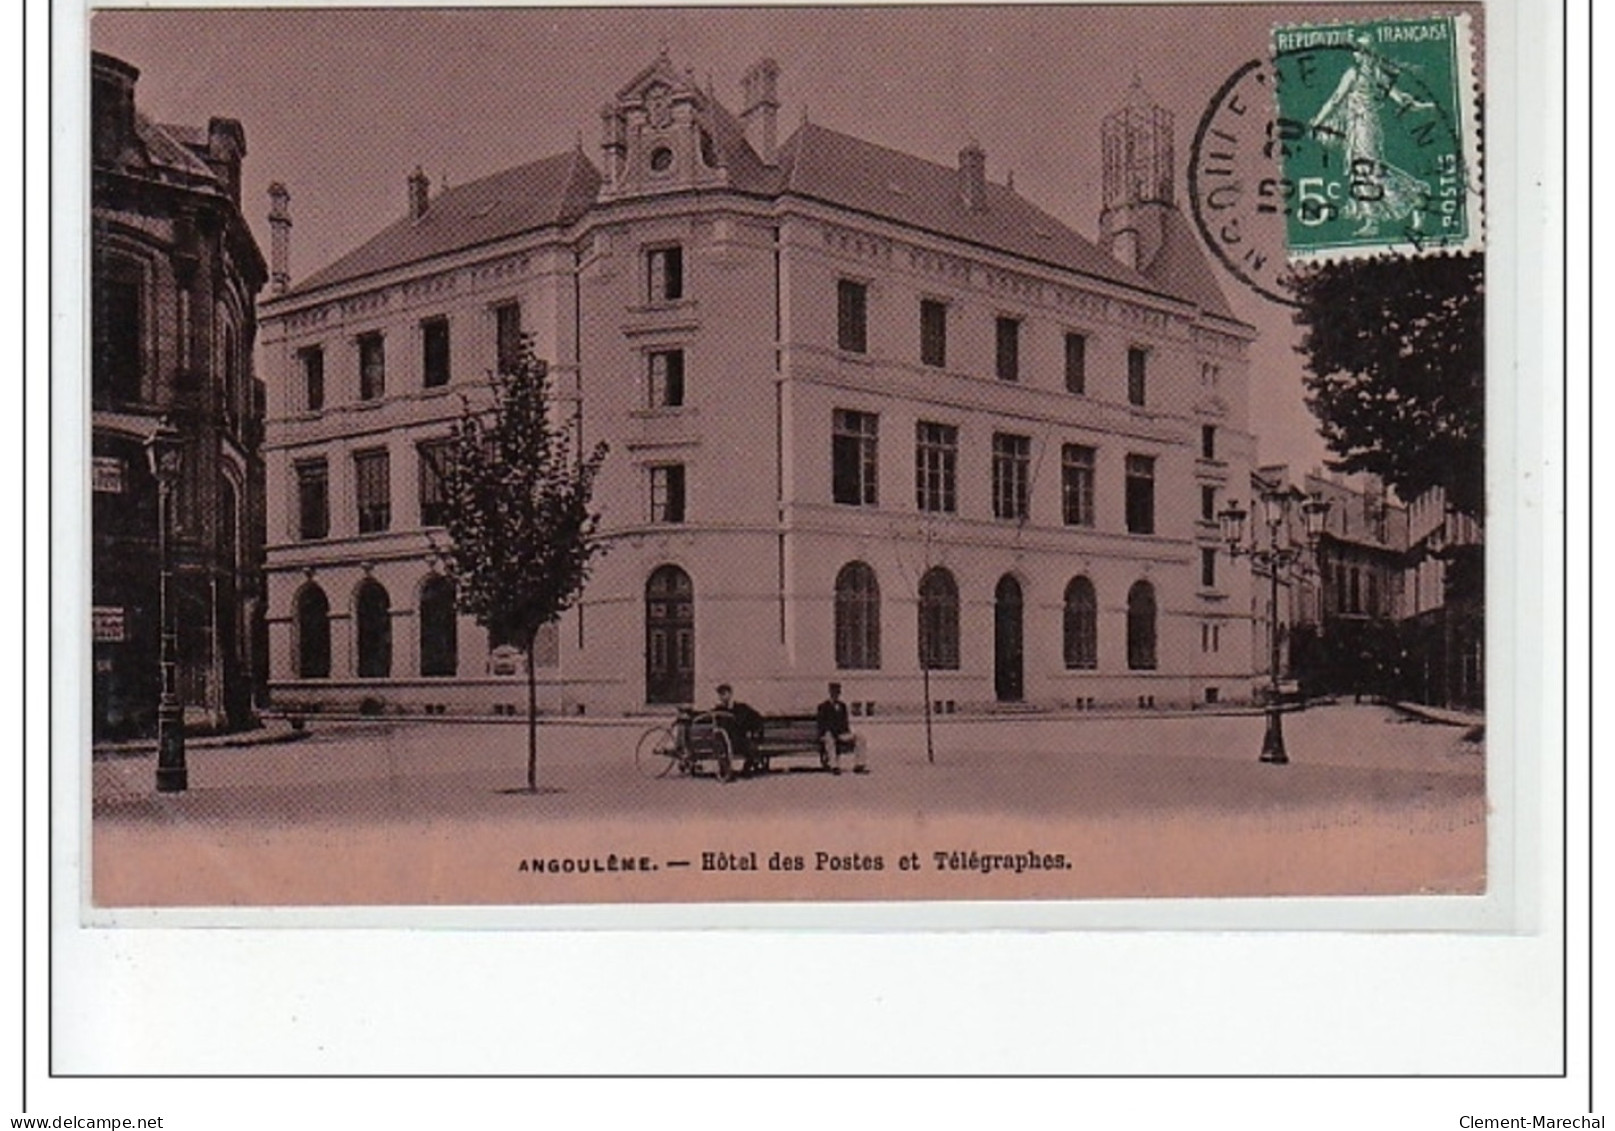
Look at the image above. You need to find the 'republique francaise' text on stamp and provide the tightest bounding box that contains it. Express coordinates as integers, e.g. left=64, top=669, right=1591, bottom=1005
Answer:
left=1271, top=14, right=1482, bottom=261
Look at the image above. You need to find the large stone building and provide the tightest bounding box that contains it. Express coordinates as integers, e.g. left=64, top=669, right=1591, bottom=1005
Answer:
left=258, top=57, right=1258, bottom=717
left=91, top=51, right=268, bottom=737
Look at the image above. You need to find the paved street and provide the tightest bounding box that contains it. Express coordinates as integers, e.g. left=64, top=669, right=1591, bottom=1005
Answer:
left=91, top=703, right=1485, bottom=905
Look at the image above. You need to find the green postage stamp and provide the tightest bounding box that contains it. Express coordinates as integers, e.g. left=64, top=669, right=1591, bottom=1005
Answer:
left=1272, top=13, right=1481, bottom=260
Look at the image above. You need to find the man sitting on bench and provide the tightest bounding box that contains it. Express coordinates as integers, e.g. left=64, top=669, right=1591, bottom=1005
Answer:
left=713, top=683, right=765, bottom=776
left=816, top=682, right=868, bottom=775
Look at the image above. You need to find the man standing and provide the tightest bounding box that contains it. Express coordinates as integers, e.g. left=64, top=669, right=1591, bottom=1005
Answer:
left=816, top=682, right=868, bottom=774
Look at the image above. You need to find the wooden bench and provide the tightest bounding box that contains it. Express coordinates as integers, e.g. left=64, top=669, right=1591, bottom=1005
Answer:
left=749, top=714, right=835, bottom=774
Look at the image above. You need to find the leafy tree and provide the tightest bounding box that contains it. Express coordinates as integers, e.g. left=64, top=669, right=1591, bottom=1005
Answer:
left=439, top=340, right=608, bottom=793
left=1291, top=255, right=1484, bottom=516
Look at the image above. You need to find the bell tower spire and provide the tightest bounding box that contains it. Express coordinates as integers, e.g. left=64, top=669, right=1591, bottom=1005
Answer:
left=1099, top=76, right=1176, bottom=272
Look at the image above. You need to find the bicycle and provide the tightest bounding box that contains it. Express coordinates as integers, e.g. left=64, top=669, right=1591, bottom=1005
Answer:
left=634, top=709, right=737, bottom=782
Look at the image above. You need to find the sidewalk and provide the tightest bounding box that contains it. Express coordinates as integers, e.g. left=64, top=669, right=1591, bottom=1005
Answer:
left=1390, top=701, right=1485, bottom=730
left=93, top=718, right=312, bottom=759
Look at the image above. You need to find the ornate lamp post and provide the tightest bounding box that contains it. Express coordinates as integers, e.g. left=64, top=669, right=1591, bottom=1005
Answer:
left=1219, top=485, right=1331, bottom=764
left=145, top=418, right=187, bottom=793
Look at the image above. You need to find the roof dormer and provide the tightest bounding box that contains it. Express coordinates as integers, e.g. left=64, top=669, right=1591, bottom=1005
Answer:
left=598, top=53, right=734, bottom=200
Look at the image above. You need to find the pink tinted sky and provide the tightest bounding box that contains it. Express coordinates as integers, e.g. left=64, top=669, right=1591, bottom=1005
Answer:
left=89, top=4, right=1474, bottom=477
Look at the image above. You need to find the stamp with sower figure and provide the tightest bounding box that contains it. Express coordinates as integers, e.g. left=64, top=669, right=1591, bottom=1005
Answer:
left=1192, top=13, right=1481, bottom=300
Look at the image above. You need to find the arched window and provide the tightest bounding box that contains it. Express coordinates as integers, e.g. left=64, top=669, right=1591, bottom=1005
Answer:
left=295, top=584, right=330, bottom=679
left=419, top=574, right=457, bottom=677
left=1063, top=576, right=1098, bottom=670
left=1126, top=580, right=1157, bottom=671
left=834, top=562, right=881, bottom=670
left=918, top=567, right=960, bottom=670
left=355, top=579, right=392, bottom=678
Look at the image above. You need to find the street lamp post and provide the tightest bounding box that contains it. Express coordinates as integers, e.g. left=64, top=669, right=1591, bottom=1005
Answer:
left=145, top=419, right=188, bottom=793
left=1218, top=485, right=1330, bottom=765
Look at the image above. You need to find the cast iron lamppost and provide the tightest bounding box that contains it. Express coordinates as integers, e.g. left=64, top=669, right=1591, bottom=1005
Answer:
left=145, top=418, right=187, bottom=793
left=1218, top=484, right=1330, bottom=764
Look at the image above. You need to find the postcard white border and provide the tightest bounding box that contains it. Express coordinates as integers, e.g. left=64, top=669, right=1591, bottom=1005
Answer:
left=31, top=0, right=1584, bottom=1106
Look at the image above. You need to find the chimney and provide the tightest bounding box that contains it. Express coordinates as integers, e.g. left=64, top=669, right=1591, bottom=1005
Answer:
left=90, top=52, right=140, bottom=165
left=599, top=104, right=626, bottom=187
left=408, top=166, right=431, bottom=220
left=958, top=140, right=987, bottom=212
left=205, top=117, right=246, bottom=204
left=267, top=182, right=292, bottom=295
left=740, top=58, right=780, bottom=165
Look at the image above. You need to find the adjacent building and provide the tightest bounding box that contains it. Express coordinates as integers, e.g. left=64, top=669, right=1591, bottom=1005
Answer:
left=258, top=57, right=1258, bottom=717
left=91, top=51, right=269, bottom=737
left=1401, top=486, right=1484, bottom=709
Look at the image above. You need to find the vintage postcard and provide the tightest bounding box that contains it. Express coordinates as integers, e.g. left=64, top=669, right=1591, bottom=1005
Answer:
left=76, top=3, right=1504, bottom=924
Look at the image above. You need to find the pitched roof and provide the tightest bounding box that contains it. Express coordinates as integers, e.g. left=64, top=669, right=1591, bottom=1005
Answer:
left=281, top=93, right=1239, bottom=322
left=288, top=148, right=601, bottom=295
left=776, top=123, right=1184, bottom=304
left=124, top=113, right=219, bottom=184
left=1140, top=206, right=1238, bottom=322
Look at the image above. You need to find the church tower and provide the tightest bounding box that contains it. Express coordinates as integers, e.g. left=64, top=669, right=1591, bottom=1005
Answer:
left=1099, top=76, right=1175, bottom=273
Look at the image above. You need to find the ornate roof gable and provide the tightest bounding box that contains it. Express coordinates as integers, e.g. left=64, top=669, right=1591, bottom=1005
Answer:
left=598, top=54, right=759, bottom=200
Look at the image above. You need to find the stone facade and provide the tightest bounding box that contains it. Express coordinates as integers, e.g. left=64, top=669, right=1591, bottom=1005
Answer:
left=259, top=57, right=1257, bottom=717
left=91, top=51, right=268, bottom=736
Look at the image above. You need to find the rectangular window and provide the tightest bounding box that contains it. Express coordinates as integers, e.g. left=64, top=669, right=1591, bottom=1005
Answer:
left=995, top=316, right=1021, bottom=381
left=417, top=438, right=453, bottom=528
left=647, top=245, right=684, bottom=303
left=299, top=346, right=325, bottom=412
left=93, top=276, right=143, bottom=403
left=648, top=349, right=685, bottom=408
left=1201, top=484, right=1218, bottom=522
left=1125, top=454, right=1155, bottom=534
left=494, top=302, right=523, bottom=373
left=1064, top=332, right=1087, bottom=394
left=1127, top=346, right=1148, bottom=406
left=295, top=460, right=329, bottom=541
left=1061, top=444, right=1096, bottom=527
left=421, top=317, right=451, bottom=388
left=832, top=409, right=879, bottom=506
left=914, top=422, right=958, bottom=514
left=354, top=448, right=391, bottom=534
left=649, top=464, right=686, bottom=524
left=1201, top=424, right=1217, bottom=460
left=837, top=279, right=868, bottom=354
left=920, top=299, right=947, bottom=368
left=358, top=333, right=386, bottom=401
left=992, top=433, right=1031, bottom=521
left=1201, top=547, right=1218, bottom=588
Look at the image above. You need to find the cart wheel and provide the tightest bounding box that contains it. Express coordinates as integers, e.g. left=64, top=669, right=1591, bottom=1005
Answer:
left=711, top=729, right=735, bottom=783
left=635, top=725, right=681, bottom=779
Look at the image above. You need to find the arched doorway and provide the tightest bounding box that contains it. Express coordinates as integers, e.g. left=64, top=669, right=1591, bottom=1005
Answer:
left=645, top=565, right=694, bottom=705
left=355, top=579, right=392, bottom=678
left=994, top=574, right=1024, bottom=702
left=1127, top=580, right=1157, bottom=671
left=418, top=574, right=458, bottom=677
left=295, top=583, right=331, bottom=679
